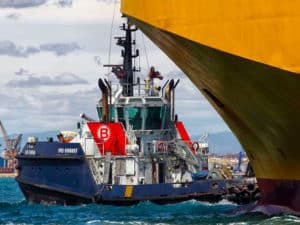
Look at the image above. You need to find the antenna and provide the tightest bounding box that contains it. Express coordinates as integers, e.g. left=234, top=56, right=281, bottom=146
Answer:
left=104, top=20, right=140, bottom=97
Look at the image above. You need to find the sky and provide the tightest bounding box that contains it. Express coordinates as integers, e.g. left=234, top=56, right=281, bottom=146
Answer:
left=0, top=0, right=229, bottom=137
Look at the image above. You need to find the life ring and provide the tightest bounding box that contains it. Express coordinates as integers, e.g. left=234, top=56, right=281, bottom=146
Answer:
left=157, top=142, right=165, bottom=152
left=192, top=142, right=199, bottom=151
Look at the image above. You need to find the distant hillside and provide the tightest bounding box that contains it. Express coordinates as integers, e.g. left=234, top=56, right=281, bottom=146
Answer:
left=209, top=131, right=244, bottom=154
left=1, top=130, right=243, bottom=156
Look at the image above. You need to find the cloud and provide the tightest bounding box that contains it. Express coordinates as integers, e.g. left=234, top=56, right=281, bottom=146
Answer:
left=56, top=0, right=72, bottom=8
left=0, top=0, right=47, bottom=8
left=6, top=13, right=21, bottom=20
left=0, top=87, right=99, bottom=133
left=0, top=41, right=81, bottom=57
left=0, top=0, right=75, bottom=9
left=39, top=42, right=80, bottom=56
left=14, top=68, right=32, bottom=76
left=0, top=41, right=34, bottom=57
left=1, top=68, right=228, bottom=134
left=96, top=0, right=120, bottom=4
left=6, top=72, right=88, bottom=88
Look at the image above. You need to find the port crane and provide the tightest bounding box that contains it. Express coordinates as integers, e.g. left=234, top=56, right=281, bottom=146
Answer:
left=0, top=120, right=22, bottom=162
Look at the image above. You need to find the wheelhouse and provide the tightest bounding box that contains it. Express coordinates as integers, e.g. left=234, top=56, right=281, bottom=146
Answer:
left=97, top=96, right=171, bottom=131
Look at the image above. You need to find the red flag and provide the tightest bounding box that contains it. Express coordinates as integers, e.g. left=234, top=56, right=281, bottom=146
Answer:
left=149, top=66, right=163, bottom=80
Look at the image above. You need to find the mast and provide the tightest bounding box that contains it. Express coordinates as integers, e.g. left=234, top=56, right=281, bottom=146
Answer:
left=106, top=22, right=139, bottom=97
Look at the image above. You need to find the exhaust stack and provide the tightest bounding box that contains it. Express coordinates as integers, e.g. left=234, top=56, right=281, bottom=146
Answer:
left=98, top=78, right=109, bottom=122
left=164, top=79, right=174, bottom=102
left=164, top=79, right=180, bottom=121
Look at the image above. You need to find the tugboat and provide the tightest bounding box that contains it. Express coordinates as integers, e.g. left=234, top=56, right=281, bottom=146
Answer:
left=16, top=22, right=244, bottom=205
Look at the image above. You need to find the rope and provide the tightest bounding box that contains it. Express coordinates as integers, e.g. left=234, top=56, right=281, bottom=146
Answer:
left=107, top=0, right=118, bottom=75
left=141, top=33, right=150, bottom=70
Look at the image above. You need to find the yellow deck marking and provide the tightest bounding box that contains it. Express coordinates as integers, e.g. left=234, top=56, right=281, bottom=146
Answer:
left=124, top=185, right=134, bottom=198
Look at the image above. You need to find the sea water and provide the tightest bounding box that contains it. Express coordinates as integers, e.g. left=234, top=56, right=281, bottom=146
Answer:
left=0, top=178, right=299, bottom=225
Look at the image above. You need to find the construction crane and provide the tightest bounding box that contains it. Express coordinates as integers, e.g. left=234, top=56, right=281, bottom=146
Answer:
left=0, top=120, right=22, bottom=162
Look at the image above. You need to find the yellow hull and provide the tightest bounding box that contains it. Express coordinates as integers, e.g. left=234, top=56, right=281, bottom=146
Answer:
left=121, top=0, right=300, bottom=73
left=121, top=0, right=300, bottom=211
left=121, top=0, right=300, bottom=182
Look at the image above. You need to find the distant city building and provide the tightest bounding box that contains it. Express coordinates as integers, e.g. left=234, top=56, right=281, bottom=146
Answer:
left=0, top=157, right=3, bottom=167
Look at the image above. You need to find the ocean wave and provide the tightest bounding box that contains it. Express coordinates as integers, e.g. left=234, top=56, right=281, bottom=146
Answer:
left=1, top=179, right=299, bottom=225
left=0, top=200, right=27, bottom=209
left=1, top=223, right=34, bottom=225
left=265, top=215, right=300, bottom=224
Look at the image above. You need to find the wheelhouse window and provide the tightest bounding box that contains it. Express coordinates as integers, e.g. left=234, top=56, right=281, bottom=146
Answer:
left=128, top=107, right=143, bottom=130
left=97, top=106, right=102, bottom=121
left=145, top=106, right=163, bottom=130
left=117, top=107, right=126, bottom=129
left=110, top=105, right=115, bottom=120
left=163, top=105, right=170, bottom=129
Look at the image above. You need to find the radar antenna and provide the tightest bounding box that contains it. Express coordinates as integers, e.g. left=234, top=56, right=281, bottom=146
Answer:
left=104, top=21, right=140, bottom=96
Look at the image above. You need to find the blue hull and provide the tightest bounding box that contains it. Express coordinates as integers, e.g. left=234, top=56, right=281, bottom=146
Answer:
left=97, top=181, right=226, bottom=206
left=16, top=142, right=97, bottom=205
left=16, top=142, right=230, bottom=205
left=17, top=178, right=93, bottom=205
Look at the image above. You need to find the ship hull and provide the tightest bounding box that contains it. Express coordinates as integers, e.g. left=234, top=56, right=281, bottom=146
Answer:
left=121, top=17, right=300, bottom=212
left=16, top=157, right=230, bottom=206
left=16, top=142, right=98, bottom=205
left=17, top=178, right=93, bottom=205
left=97, top=181, right=229, bottom=206
left=17, top=175, right=228, bottom=206
left=257, top=178, right=300, bottom=211
left=16, top=142, right=235, bottom=206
